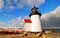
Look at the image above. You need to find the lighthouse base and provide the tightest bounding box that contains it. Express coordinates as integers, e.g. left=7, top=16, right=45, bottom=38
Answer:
left=24, top=31, right=42, bottom=37
left=29, top=30, right=42, bottom=32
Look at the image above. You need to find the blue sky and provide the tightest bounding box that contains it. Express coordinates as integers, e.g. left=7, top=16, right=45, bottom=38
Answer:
left=0, top=0, right=60, bottom=23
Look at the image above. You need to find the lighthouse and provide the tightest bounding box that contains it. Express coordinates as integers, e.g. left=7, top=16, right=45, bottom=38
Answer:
left=29, top=6, right=42, bottom=32
left=24, top=18, right=32, bottom=31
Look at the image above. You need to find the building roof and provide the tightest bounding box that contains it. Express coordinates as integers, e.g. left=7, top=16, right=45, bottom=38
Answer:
left=24, top=19, right=32, bottom=23
left=29, top=6, right=41, bottom=17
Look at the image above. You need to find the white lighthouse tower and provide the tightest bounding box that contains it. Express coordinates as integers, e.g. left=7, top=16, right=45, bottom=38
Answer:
left=29, top=6, right=42, bottom=32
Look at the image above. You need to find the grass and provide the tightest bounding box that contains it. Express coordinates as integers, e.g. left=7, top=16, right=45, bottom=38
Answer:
left=0, top=32, right=60, bottom=38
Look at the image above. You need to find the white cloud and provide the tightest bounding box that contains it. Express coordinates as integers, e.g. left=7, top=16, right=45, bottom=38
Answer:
left=3, top=0, right=45, bottom=9
left=16, top=0, right=45, bottom=8
left=41, top=6, right=60, bottom=29
left=0, top=22, right=9, bottom=28
left=8, top=17, right=24, bottom=28
left=0, top=17, right=23, bottom=29
left=3, top=13, right=12, bottom=17
left=0, top=0, right=4, bottom=9
left=14, top=0, right=18, bottom=3
left=24, top=16, right=29, bottom=19
left=3, top=13, right=7, bottom=16
left=6, top=0, right=12, bottom=5
left=0, top=0, right=45, bottom=10
left=7, top=15, right=12, bottom=17
left=26, top=0, right=45, bottom=7
left=8, top=5, right=15, bottom=9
